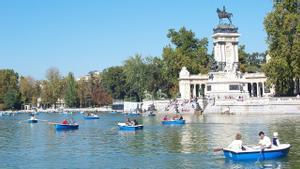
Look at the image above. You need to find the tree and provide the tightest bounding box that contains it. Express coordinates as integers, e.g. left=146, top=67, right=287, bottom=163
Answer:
left=162, top=27, right=210, bottom=97
left=31, top=81, right=41, bottom=107
left=144, top=56, right=168, bottom=99
left=101, top=66, right=127, bottom=100
left=0, top=69, right=20, bottom=110
left=264, top=0, right=300, bottom=95
left=238, top=45, right=248, bottom=73
left=77, top=79, right=90, bottom=108
left=123, top=54, right=148, bottom=101
left=64, top=72, right=78, bottom=107
left=263, top=58, right=293, bottom=95
left=41, top=67, right=63, bottom=107
left=88, top=73, right=112, bottom=106
left=19, top=76, right=36, bottom=105
left=238, top=45, right=266, bottom=73
left=3, top=88, right=21, bottom=110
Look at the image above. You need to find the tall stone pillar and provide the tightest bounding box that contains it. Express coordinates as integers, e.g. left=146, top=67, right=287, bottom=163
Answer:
left=261, top=82, right=264, bottom=97
left=251, top=83, right=254, bottom=97
left=212, top=25, right=240, bottom=72
left=257, top=82, right=261, bottom=97
left=193, top=84, right=196, bottom=98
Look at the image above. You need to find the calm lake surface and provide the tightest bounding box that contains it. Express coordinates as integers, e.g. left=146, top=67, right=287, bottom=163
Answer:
left=0, top=112, right=299, bottom=169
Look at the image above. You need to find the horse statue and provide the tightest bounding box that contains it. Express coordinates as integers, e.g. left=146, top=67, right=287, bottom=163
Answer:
left=216, top=6, right=233, bottom=24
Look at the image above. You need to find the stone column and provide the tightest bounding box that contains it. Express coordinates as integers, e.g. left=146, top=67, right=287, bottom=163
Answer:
left=193, top=84, right=196, bottom=98
left=261, top=82, right=265, bottom=97
left=257, top=82, right=260, bottom=97
left=252, top=83, right=255, bottom=97
left=222, top=44, right=226, bottom=63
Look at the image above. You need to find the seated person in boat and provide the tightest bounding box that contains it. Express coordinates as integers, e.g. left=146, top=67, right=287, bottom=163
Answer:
left=258, top=131, right=272, bottom=148
left=125, top=118, right=131, bottom=125
left=61, top=119, right=69, bottom=125
left=272, top=132, right=280, bottom=146
left=228, top=133, right=245, bottom=151
left=132, top=119, right=138, bottom=126
left=30, top=114, right=36, bottom=120
left=163, top=115, right=169, bottom=121
left=179, top=115, right=183, bottom=120
left=172, top=114, right=179, bottom=120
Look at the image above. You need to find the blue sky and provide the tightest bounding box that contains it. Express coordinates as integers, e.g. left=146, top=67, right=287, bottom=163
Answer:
left=0, top=0, right=273, bottom=79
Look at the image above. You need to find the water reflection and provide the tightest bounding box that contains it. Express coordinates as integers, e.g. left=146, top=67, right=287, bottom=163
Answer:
left=0, top=113, right=299, bottom=168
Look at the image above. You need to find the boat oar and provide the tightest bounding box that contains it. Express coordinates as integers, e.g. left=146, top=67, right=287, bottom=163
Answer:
left=48, top=122, right=58, bottom=125
left=38, top=119, right=48, bottom=122
left=213, top=148, right=223, bottom=152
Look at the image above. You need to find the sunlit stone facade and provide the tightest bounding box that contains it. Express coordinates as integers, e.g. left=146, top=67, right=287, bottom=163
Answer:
left=179, top=23, right=274, bottom=100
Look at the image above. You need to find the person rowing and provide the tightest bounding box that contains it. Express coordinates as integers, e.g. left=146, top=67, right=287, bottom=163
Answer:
left=61, top=119, right=69, bottom=125
left=125, top=118, right=131, bottom=125
left=30, top=114, right=37, bottom=120
left=163, top=115, right=169, bottom=121
left=132, top=119, right=138, bottom=126
left=214, top=133, right=245, bottom=152
left=227, top=133, right=245, bottom=151
left=172, top=114, right=179, bottom=120
left=258, top=131, right=272, bottom=149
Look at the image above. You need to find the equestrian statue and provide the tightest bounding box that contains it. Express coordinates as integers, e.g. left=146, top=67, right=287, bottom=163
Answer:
left=216, top=6, right=233, bottom=24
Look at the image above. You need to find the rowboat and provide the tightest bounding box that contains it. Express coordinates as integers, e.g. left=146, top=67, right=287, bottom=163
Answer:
left=54, top=123, right=79, bottom=130
left=118, top=123, right=143, bottom=131
left=28, top=118, right=38, bottom=123
left=83, top=114, right=99, bottom=119
left=162, top=119, right=185, bottom=125
left=223, top=144, right=291, bottom=161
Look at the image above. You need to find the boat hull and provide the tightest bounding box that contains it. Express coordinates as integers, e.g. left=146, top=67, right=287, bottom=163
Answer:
left=28, top=119, right=38, bottom=123
left=223, top=144, right=291, bottom=161
left=55, top=124, right=79, bottom=130
left=162, top=120, right=185, bottom=125
left=83, top=116, right=99, bottom=120
left=118, top=123, right=144, bottom=131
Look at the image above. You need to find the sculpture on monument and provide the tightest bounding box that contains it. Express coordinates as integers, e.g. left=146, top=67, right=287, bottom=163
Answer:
left=216, top=6, right=233, bottom=24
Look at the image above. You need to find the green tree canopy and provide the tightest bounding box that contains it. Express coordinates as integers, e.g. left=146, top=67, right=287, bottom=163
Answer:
left=239, top=45, right=266, bottom=73
left=3, top=88, right=21, bottom=110
left=144, top=56, right=169, bottom=99
left=19, top=76, right=37, bottom=105
left=41, top=67, right=63, bottom=107
left=101, top=66, right=127, bottom=100
left=0, top=69, right=21, bottom=110
left=64, top=72, right=78, bottom=108
left=162, top=27, right=210, bottom=97
left=123, top=54, right=148, bottom=101
left=264, top=0, right=300, bottom=96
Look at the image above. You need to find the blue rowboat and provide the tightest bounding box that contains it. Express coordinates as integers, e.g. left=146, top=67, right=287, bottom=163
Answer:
left=83, top=115, right=99, bottom=119
left=162, top=120, right=185, bottom=125
left=55, top=123, right=79, bottom=130
left=223, top=144, right=291, bottom=161
left=28, top=119, right=38, bottom=123
left=118, top=123, right=143, bottom=131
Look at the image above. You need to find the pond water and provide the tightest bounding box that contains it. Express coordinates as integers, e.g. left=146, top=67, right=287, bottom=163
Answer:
left=0, top=112, right=299, bottom=169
